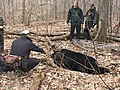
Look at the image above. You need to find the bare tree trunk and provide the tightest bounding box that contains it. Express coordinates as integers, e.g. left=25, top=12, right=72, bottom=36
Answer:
left=109, top=0, right=113, bottom=33
left=26, top=1, right=32, bottom=26
left=83, top=0, right=86, bottom=14
left=11, top=0, right=15, bottom=25
left=45, top=0, right=49, bottom=33
left=22, top=0, right=26, bottom=24
left=63, top=0, right=67, bottom=21
left=0, top=0, right=119, bottom=26
left=2, top=0, right=6, bottom=22
left=40, top=0, right=44, bottom=21
left=54, top=0, right=57, bottom=20
left=8, top=0, right=10, bottom=20
left=94, top=0, right=109, bottom=42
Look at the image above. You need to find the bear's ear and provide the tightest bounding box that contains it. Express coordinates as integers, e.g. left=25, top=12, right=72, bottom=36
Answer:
left=51, top=50, right=58, bottom=58
left=50, top=50, right=54, bottom=55
left=50, top=49, right=58, bottom=55
left=51, top=53, right=54, bottom=58
left=60, top=49, right=68, bottom=53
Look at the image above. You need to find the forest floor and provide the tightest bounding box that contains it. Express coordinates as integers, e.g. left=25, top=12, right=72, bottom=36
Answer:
left=0, top=21, right=120, bottom=90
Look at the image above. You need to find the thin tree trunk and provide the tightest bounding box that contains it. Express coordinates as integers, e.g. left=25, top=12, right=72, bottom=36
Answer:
left=94, top=0, right=109, bottom=42
left=83, top=0, right=86, bottom=14
left=109, top=0, right=113, bottom=33
left=22, top=0, right=26, bottom=24
left=45, top=0, right=49, bottom=33
left=54, top=0, right=57, bottom=20
left=11, top=0, right=15, bottom=25
left=63, top=0, right=67, bottom=21
left=2, top=0, right=6, bottom=22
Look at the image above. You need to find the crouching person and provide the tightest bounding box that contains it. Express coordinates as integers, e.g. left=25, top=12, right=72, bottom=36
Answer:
left=9, top=30, right=46, bottom=72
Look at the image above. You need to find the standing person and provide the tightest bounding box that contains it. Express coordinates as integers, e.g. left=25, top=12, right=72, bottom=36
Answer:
left=84, top=4, right=99, bottom=40
left=0, top=17, right=5, bottom=52
left=67, top=1, right=84, bottom=41
left=10, top=30, right=46, bottom=72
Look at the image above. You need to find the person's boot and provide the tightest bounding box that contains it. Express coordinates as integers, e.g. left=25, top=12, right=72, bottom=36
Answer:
left=86, top=33, right=91, bottom=40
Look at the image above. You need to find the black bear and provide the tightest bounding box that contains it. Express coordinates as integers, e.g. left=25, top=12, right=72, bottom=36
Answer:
left=51, top=49, right=110, bottom=74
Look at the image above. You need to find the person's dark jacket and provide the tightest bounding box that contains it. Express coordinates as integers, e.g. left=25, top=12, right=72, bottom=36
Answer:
left=84, top=8, right=99, bottom=25
left=0, top=17, right=5, bottom=26
left=10, top=35, right=45, bottom=57
left=67, top=6, right=84, bottom=26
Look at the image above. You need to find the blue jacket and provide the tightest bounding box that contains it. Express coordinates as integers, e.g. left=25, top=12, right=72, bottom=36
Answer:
left=10, top=35, right=45, bottom=57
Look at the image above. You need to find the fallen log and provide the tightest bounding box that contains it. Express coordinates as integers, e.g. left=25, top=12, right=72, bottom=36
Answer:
left=108, top=35, right=120, bottom=38
left=107, top=36, right=120, bottom=42
left=4, top=31, right=67, bottom=37
left=36, top=33, right=70, bottom=42
left=5, top=34, right=46, bottom=42
left=5, top=30, right=70, bottom=42
left=5, top=30, right=120, bottom=42
left=4, top=31, right=21, bottom=36
left=47, top=33, right=69, bottom=41
left=31, top=32, right=67, bottom=36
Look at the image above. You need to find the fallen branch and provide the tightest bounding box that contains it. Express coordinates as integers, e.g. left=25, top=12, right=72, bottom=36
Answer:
left=46, top=36, right=55, bottom=47
left=5, top=31, right=67, bottom=37
left=47, top=33, right=69, bottom=41
left=108, top=35, right=120, bottom=38
left=5, top=31, right=70, bottom=42
left=107, top=36, right=120, bottom=42
left=30, top=71, right=46, bottom=90
left=4, top=31, right=21, bottom=36
left=6, top=30, right=120, bottom=43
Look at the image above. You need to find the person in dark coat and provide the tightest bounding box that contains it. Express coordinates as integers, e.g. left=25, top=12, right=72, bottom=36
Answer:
left=0, top=17, right=5, bottom=53
left=84, top=4, right=99, bottom=40
left=67, top=1, right=84, bottom=41
left=10, top=30, right=46, bottom=72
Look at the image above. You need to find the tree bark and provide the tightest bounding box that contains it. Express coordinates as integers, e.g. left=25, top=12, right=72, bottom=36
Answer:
left=22, top=0, right=26, bottom=24
left=94, top=0, right=109, bottom=42
left=109, top=0, right=113, bottom=33
left=2, top=0, right=6, bottom=22
left=11, top=0, right=15, bottom=25
left=54, top=0, right=57, bottom=20
left=83, top=0, right=86, bottom=14
left=4, top=31, right=67, bottom=37
left=107, top=36, right=120, bottom=42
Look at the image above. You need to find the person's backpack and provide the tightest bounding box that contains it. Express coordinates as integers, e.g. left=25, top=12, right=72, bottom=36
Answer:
left=0, top=55, right=22, bottom=71
left=4, top=55, right=22, bottom=68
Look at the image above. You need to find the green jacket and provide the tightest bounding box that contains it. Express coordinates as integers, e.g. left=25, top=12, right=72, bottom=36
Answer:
left=67, top=6, right=84, bottom=26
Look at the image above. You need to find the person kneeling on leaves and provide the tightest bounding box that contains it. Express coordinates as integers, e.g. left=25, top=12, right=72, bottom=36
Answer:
left=5, top=30, right=46, bottom=72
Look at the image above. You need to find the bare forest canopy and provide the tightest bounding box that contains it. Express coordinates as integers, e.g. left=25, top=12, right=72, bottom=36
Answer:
left=0, top=0, right=119, bottom=25
left=0, top=0, right=120, bottom=90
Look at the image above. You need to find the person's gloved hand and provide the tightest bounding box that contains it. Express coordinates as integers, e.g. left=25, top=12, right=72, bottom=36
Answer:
left=43, top=50, right=46, bottom=54
left=67, top=20, right=69, bottom=24
left=41, top=49, right=46, bottom=54
left=92, top=24, right=95, bottom=28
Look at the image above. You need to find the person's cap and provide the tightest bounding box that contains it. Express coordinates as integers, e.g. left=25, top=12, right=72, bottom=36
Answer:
left=90, top=4, right=95, bottom=7
left=21, top=30, right=30, bottom=35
